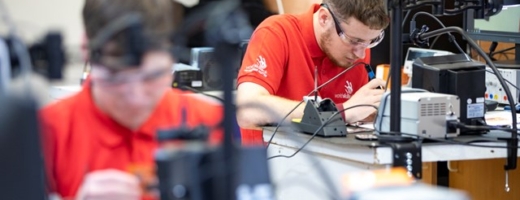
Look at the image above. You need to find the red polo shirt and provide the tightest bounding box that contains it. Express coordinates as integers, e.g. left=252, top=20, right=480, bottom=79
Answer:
left=40, top=81, right=223, bottom=199
left=237, top=4, right=369, bottom=145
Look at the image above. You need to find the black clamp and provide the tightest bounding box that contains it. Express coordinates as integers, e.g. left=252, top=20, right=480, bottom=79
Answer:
left=410, top=25, right=430, bottom=48
left=389, top=142, right=422, bottom=179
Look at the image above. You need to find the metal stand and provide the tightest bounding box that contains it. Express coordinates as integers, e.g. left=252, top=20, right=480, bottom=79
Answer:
left=385, top=0, right=518, bottom=176
left=388, top=0, right=403, bottom=134
left=390, top=142, right=423, bottom=179
left=293, top=99, right=347, bottom=137
left=156, top=1, right=274, bottom=200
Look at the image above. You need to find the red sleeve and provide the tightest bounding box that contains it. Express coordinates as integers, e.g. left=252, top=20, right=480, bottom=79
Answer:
left=40, top=100, right=79, bottom=198
left=237, top=26, right=288, bottom=94
left=39, top=107, right=60, bottom=195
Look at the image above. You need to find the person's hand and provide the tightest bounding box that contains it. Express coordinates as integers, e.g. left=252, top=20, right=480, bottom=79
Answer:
left=360, top=112, right=377, bottom=123
left=342, top=78, right=386, bottom=123
left=75, top=169, right=141, bottom=200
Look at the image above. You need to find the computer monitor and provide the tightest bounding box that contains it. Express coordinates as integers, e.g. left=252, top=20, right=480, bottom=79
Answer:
left=465, top=2, right=520, bottom=66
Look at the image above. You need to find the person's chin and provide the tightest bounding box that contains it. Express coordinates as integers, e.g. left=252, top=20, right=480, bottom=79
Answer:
left=337, top=60, right=353, bottom=68
left=123, top=108, right=150, bottom=116
left=113, top=110, right=149, bottom=128
left=113, top=106, right=149, bottom=117
left=345, top=58, right=356, bottom=65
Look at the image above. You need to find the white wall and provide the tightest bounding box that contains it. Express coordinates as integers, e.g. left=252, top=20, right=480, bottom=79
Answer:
left=264, top=0, right=323, bottom=14
left=0, top=0, right=86, bottom=96
left=1, top=0, right=84, bottom=52
left=475, top=6, right=520, bottom=33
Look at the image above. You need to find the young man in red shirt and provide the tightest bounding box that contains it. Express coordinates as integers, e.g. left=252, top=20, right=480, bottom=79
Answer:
left=236, top=0, right=390, bottom=145
left=40, top=0, right=222, bottom=199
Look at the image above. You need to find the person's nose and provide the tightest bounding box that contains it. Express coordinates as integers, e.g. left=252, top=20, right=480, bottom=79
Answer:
left=120, top=81, right=148, bottom=105
left=353, top=46, right=366, bottom=60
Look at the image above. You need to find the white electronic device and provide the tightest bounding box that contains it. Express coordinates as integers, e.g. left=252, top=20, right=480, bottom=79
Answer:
left=375, top=90, right=461, bottom=138
left=484, top=67, right=520, bottom=104
left=403, top=47, right=454, bottom=76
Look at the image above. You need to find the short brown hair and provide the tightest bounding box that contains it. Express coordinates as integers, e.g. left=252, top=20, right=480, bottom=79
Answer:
left=83, top=0, right=180, bottom=67
left=323, top=0, right=389, bottom=30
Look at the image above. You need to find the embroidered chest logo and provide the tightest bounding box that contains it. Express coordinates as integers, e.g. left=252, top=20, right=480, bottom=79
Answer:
left=335, top=80, right=354, bottom=99
left=244, top=55, right=268, bottom=77
left=345, top=80, right=353, bottom=96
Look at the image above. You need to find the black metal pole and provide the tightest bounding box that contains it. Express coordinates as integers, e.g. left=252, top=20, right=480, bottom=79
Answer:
left=214, top=43, right=237, bottom=200
left=389, top=0, right=402, bottom=133
left=206, top=1, right=252, bottom=199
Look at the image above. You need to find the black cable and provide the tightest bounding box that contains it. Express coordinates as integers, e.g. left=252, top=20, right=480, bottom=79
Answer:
left=411, top=11, right=465, bottom=54
left=265, top=62, right=367, bottom=148
left=180, top=85, right=225, bottom=102
left=402, top=10, right=411, bottom=28
left=267, top=104, right=378, bottom=160
left=485, top=69, right=520, bottom=94
left=430, top=35, right=441, bottom=49
left=490, top=46, right=516, bottom=58
left=265, top=100, right=304, bottom=148
left=488, top=41, right=498, bottom=60
left=491, top=47, right=516, bottom=56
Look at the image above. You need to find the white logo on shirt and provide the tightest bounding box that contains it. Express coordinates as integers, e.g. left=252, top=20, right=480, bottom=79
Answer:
left=335, top=80, right=354, bottom=99
left=345, top=81, right=353, bottom=95
left=244, top=55, right=268, bottom=77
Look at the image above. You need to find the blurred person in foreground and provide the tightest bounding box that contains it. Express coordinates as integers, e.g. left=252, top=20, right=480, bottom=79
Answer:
left=236, top=0, right=389, bottom=145
left=40, top=0, right=223, bottom=199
